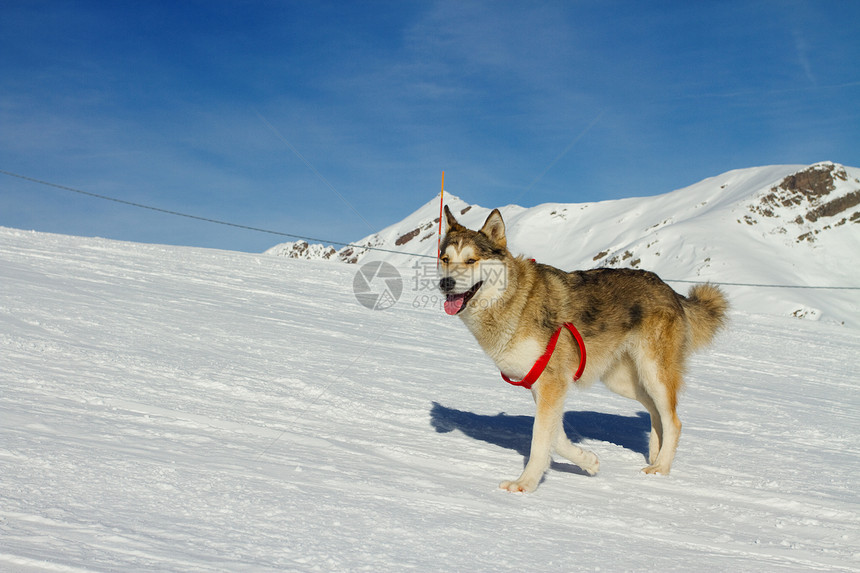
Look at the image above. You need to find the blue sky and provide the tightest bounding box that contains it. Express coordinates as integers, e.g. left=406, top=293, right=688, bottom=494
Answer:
left=2, top=1, right=858, bottom=252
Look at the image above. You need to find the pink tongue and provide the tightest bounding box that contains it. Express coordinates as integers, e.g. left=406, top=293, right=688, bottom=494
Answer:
left=444, top=294, right=465, bottom=315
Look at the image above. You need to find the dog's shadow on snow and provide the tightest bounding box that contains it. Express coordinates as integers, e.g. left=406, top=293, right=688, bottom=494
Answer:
left=430, top=402, right=650, bottom=473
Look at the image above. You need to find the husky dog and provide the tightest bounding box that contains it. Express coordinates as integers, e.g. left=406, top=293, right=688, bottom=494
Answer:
left=438, top=206, right=727, bottom=492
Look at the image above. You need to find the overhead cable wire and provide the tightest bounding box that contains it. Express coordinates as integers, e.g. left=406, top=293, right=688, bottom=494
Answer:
left=663, top=278, right=858, bottom=290
left=0, top=169, right=434, bottom=259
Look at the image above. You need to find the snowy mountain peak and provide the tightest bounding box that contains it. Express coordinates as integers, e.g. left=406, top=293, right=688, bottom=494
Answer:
left=267, top=162, right=859, bottom=266
left=741, top=162, right=860, bottom=244
left=266, top=240, right=338, bottom=261
left=265, top=192, right=471, bottom=264
left=266, top=163, right=860, bottom=326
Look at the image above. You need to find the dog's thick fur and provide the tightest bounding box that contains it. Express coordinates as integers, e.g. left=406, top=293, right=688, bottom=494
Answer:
left=439, top=206, right=727, bottom=492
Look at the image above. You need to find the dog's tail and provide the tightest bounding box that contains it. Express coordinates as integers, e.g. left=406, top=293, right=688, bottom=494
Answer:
left=682, top=283, right=728, bottom=350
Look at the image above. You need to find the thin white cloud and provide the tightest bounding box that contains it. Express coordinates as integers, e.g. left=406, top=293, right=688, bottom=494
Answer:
left=792, top=28, right=816, bottom=85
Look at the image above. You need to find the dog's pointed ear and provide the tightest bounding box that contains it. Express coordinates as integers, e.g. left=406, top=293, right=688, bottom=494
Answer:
left=479, top=209, right=506, bottom=248
left=443, top=205, right=463, bottom=233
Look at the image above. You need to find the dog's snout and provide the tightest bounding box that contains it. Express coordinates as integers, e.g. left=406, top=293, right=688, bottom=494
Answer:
left=439, top=277, right=456, bottom=293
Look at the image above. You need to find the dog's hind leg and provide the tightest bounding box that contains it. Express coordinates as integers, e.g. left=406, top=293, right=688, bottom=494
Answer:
left=603, top=354, right=660, bottom=464
left=636, top=317, right=685, bottom=474
left=634, top=390, right=662, bottom=465
left=638, top=374, right=681, bottom=474
left=500, top=373, right=567, bottom=493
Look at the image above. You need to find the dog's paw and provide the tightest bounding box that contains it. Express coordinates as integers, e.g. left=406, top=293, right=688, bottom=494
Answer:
left=581, top=452, right=600, bottom=476
left=642, top=464, right=670, bottom=475
left=499, top=479, right=537, bottom=493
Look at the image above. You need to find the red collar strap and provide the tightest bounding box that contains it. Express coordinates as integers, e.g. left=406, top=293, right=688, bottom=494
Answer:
left=501, top=323, right=586, bottom=390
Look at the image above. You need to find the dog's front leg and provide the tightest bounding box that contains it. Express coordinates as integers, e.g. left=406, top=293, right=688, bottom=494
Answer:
left=500, top=377, right=566, bottom=493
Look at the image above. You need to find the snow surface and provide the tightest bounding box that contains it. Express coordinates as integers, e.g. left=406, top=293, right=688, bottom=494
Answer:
left=2, top=226, right=859, bottom=572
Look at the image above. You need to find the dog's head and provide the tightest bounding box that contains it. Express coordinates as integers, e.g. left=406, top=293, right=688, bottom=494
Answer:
left=438, top=206, right=511, bottom=316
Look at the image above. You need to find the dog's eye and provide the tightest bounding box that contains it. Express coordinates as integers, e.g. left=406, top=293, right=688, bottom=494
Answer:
left=440, top=256, right=449, bottom=264
left=466, top=258, right=477, bottom=265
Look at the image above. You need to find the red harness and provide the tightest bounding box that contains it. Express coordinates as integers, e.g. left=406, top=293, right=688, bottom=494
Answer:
left=500, top=322, right=587, bottom=390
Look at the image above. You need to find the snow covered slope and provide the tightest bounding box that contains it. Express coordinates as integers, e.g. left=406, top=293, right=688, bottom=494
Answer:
left=2, top=226, right=859, bottom=571
left=268, top=162, right=860, bottom=328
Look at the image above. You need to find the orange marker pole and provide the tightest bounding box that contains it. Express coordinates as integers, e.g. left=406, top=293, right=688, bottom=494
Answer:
left=437, top=171, right=445, bottom=268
